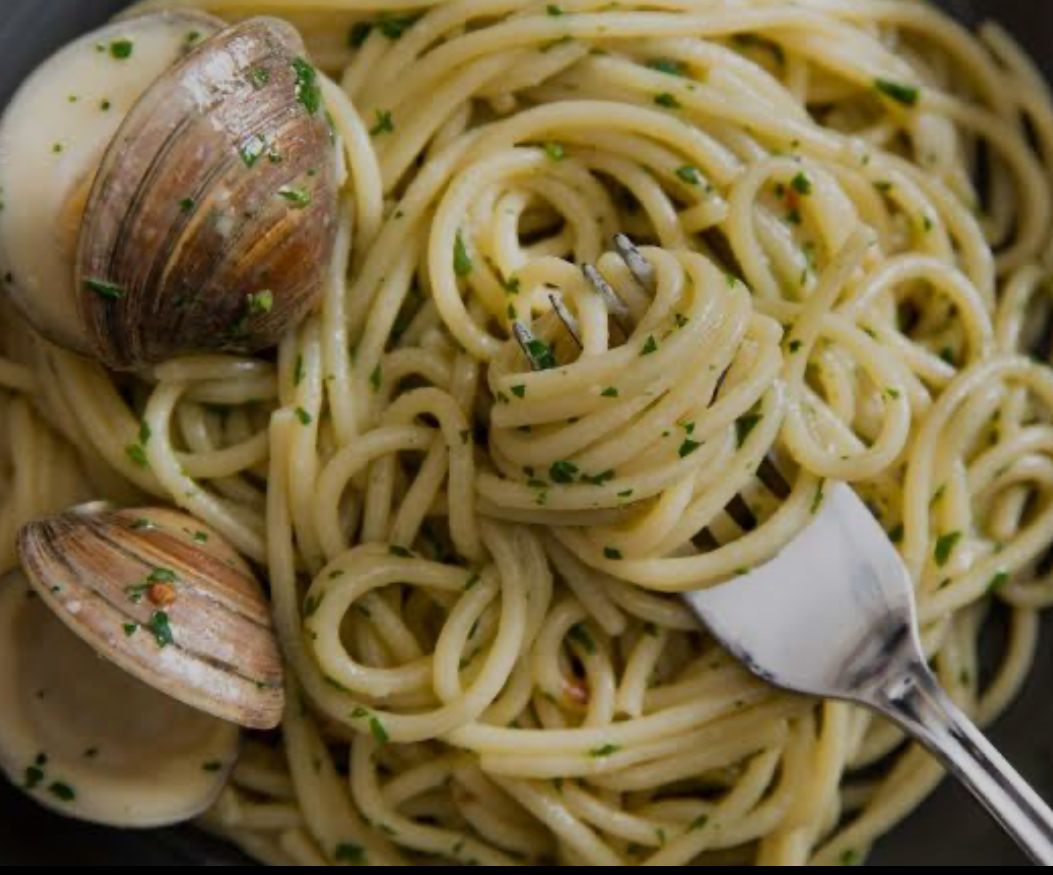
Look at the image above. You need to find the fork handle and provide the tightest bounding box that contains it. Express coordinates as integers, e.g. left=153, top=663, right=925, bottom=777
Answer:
left=874, top=661, right=1053, bottom=865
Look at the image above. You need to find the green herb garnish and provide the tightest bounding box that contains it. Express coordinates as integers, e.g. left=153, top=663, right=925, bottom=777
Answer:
left=934, top=531, right=962, bottom=567
left=453, top=232, right=473, bottom=277
left=675, top=165, right=701, bottom=184
left=568, top=623, right=595, bottom=654
left=874, top=78, right=920, bottom=106
left=735, top=412, right=763, bottom=447
left=647, top=58, right=684, bottom=76
left=370, top=109, right=394, bottom=135
left=146, top=611, right=174, bottom=648
left=278, top=186, right=312, bottom=208
left=109, top=39, right=133, bottom=60
left=292, top=57, right=321, bottom=114
left=549, top=460, right=580, bottom=483
left=83, top=277, right=124, bottom=300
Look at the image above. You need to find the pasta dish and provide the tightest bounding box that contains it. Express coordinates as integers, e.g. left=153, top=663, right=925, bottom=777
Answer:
left=1, top=0, right=1052, bottom=866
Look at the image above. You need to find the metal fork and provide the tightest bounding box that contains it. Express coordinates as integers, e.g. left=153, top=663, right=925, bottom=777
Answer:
left=512, top=235, right=1053, bottom=865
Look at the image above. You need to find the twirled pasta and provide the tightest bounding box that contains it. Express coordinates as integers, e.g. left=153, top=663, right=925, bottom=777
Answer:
left=2, top=0, right=1053, bottom=866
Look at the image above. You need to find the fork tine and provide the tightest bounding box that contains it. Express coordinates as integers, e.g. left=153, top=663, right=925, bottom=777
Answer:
left=725, top=494, right=759, bottom=532
left=512, top=321, right=543, bottom=373
left=548, top=293, right=583, bottom=349
left=512, top=236, right=793, bottom=550
left=757, top=457, right=792, bottom=499
left=581, top=263, right=633, bottom=337
left=612, top=233, right=656, bottom=292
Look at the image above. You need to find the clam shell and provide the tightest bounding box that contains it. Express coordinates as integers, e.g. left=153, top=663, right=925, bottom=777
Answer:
left=76, top=17, right=339, bottom=369
left=17, top=504, right=284, bottom=730
left=0, top=569, right=240, bottom=828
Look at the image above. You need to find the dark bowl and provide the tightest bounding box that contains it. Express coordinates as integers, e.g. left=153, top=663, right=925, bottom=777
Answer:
left=1, top=0, right=1052, bottom=866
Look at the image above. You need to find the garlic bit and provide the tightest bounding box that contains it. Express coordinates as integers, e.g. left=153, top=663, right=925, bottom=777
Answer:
left=0, top=12, right=339, bottom=369
left=17, top=504, right=284, bottom=731
left=0, top=569, right=240, bottom=827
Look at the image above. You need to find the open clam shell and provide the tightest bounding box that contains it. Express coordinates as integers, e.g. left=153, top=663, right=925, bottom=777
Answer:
left=0, top=569, right=240, bottom=827
left=17, top=504, right=284, bottom=731
left=76, top=16, right=339, bottom=369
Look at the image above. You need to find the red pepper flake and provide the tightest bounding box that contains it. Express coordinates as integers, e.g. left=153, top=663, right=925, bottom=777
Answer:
left=148, top=583, right=176, bottom=607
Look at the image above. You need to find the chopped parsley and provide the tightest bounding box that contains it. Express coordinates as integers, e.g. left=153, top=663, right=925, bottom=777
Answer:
left=334, top=844, right=366, bottom=864
left=278, top=185, right=312, bottom=208
left=581, top=469, right=615, bottom=485
left=678, top=439, right=701, bottom=458
left=125, top=443, right=148, bottom=468
left=249, top=67, right=270, bottom=89
left=146, top=611, right=174, bottom=648
left=292, top=58, right=322, bottom=114
left=568, top=623, right=595, bottom=654
left=48, top=782, right=76, bottom=802
left=603, top=546, right=623, bottom=560
left=654, top=92, right=682, bottom=109
left=934, top=531, right=962, bottom=567
left=988, top=571, right=1010, bottom=592
left=83, top=277, right=124, bottom=300
left=123, top=623, right=138, bottom=637
left=601, top=386, right=619, bottom=397
left=370, top=364, right=382, bottom=391
left=811, top=482, right=825, bottom=514
left=640, top=335, right=658, bottom=355
left=370, top=109, right=394, bottom=135
left=23, top=766, right=44, bottom=790
left=511, top=384, right=526, bottom=398
left=735, top=412, right=763, bottom=447
left=246, top=289, right=274, bottom=315
left=109, top=39, right=134, bottom=60
left=647, top=58, right=684, bottom=76
left=202, top=761, right=223, bottom=773
left=369, top=716, right=390, bottom=745
left=588, top=744, right=621, bottom=758
left=874, top=78, right=920, bottom=107
left=453, top=232, right=473, bottom=276
left=549, top=460, right=580, bottom=483
left=239, top=134, right=267, bottom=167
left=295, top=407, right=312, bottom=426
left=546, top=4, right=564, bottom=15
left=376, top=12, right=419, bottom=38
left=791, top=171, right=812, bottom=196
left=389, top=545, right=412, bottom=558
left=523, top=337, right=558, bottom=370
left=543, top=141, right=565, bottom=161
left=178, top=197, right=195, bottom=213
left=675, top=165, right=701, bottom=185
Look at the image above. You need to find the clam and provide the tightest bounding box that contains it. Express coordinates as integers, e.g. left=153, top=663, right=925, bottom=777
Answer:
left=0, top=569, right=240, bottom=827
left=16, top=503, right=284, bottom=730
left=0, top=12, right=339, bottom=369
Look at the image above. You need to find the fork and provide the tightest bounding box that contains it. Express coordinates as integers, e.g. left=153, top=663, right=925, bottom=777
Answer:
left=511, top=235, right=1053, bottom=865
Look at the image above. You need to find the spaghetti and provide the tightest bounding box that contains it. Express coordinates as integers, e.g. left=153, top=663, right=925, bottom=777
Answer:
left=2, top=0, right=1053, bottom=865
